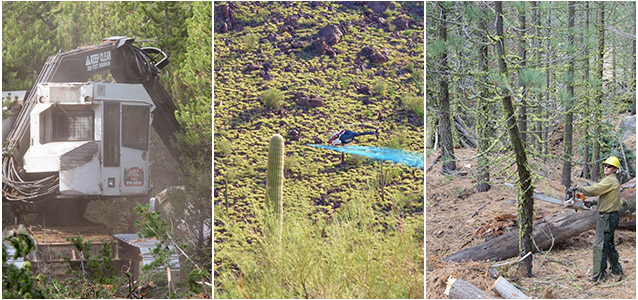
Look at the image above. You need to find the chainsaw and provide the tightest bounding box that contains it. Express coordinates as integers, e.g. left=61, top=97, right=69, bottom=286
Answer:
left=532, top=190, right=593, bottom=211
left=564, top=190, right=591, bottom=210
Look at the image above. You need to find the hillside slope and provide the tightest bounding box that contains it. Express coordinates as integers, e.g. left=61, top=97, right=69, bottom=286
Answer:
left=214, top=1, right=424, bottom=298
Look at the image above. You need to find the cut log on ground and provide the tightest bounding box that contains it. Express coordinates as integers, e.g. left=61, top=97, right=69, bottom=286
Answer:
left=491, top=276, right=529, bottom=299
left=444, top=209, right=597, bottom=262
left=444, top=276, right=494, bottom=299
left=454, top=116, right=477, bottom=148
left=444, top=179, right=635, bottom=263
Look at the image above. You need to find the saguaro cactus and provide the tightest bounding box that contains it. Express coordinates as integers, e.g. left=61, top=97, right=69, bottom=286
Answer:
left=266, top=134, right=284, bottom=234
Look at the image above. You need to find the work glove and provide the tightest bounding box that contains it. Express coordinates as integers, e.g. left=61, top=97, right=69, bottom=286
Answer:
left=567, top=185, right=579, bottom=193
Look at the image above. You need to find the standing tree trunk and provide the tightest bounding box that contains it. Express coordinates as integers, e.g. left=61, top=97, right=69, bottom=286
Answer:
left=495, top=1, right=535, bottom=278
left=438, top=2, right=456, bottom=174
left=517, top=4, right=527, bottom=144
left=532, top=1, right=542, bottom=154
left=632, top=2, right=636, bottom=115
left=543, top=6, right=552, bottom=162
left=582, top=2, right=591, bottom=179
left=476, top=1, right=491, bottom=192
left=562, top=2, right=576, bottom=188
left=592, top=2, right=605, bottom=182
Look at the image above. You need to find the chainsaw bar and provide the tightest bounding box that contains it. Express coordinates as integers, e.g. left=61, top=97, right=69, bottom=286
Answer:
left=532, top=193, right=564, bottom=205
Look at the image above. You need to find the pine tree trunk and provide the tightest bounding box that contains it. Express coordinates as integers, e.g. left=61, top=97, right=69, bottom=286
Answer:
left=517, top=6, right=527, bottom=144
left=592, top=2, right=605, bottom=182
left=438, top=2, right=456, bottom=174
left=495, top=1, right=534, bottom=278
left=582, top=2, right=591, bottom=179
left=543, top=7, right=552, bottom=162
left=476, top=2, right=491, bottom=192
left=532, top=1, right=542, bottom=154
left=561, top=2, right=575, bottom=188
left=632, top=2, right=637, bottom=115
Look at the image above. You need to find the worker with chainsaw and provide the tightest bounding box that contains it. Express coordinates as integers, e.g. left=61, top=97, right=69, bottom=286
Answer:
left=568, top=156, right=623, bottom=282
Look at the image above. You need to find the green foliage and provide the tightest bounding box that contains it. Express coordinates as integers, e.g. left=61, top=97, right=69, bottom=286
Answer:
left=2, top=94, right=19, bottom=119
left=412, top=68, right=424, bottom=94
left=402, top=94, right=424, bottom=118
left=216, top=138, right=232, bottom=157
left=63, top=236, right=116, bottom=284
left=2, top=231, right=45, bottom=299
left=135, top=203, right=212, bottom=297
left=372, top=78, right=388, bottom=96
left=242, top=33, right=259, bottom=52
left=262, top=88, right=285, bottom=109
left=518, top=68, right=545, bottom=89
left=217, top=192, right=423, bottom=298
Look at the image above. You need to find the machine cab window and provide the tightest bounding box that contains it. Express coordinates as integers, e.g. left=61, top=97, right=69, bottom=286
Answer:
left=40, top=105, right=94, bottom=143
left=52, top=109, right=94, bottom=141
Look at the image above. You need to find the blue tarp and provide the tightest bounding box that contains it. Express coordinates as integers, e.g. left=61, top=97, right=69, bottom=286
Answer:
left=308, top=145, right=424, bottom=170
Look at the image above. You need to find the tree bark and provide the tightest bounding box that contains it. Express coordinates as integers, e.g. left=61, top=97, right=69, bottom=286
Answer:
left=438, top=2, right=456, bottom=174
left=582, top=2, right=591, bottom=180
left=592, top=2, right=605, bottom=182
left=495, top=1, right=534, bottom=278
left=444, top=179, right=636, bottom=263
left=477, top=2, right=491, bottom=192
left=491, top=276, right=530, bottom=299
left=632, top=2, right=636, bottom=115
left=444, top=209, right=597, bottom=263
left=444, top=276, right=494, bottom=299
left=517, top=4, right=527, bottom=144
left=543, top=5, right=552, bottom=162
left=561, top=2, right=576, bottom=188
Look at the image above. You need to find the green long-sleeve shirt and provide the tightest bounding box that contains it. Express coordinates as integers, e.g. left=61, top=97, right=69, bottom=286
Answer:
left=577, top=174, right=620, bottom=213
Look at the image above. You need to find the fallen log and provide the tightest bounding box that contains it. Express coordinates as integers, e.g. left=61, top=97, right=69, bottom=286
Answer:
left=444, top=179, right=635, bottom=263
left=444, top=209, right=597, bottom=262
left=444, top=276, right=494, bottom=299
left=491, top=276, right=529, bottom=299
left=454, top=116, right=477, bottom=148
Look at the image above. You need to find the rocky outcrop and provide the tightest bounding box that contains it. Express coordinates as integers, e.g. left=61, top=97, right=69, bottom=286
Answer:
left=215, top=3, right=236, bottom=33
left=317, top=24, right=343, bottom=46
left=392, top=17, right=410, bottom=30
left=312, top=38, right=336, bottom=57
left=359, top=46, right=389, bottom=65
left=296, top=92, right=324, bottom=107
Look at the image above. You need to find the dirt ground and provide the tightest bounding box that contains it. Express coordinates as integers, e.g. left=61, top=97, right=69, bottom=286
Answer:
left=426, top=148, right=637, bottom=299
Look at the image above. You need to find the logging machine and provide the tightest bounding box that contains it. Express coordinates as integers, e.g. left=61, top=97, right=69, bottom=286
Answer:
left=2, top=37, right=182, bottom=277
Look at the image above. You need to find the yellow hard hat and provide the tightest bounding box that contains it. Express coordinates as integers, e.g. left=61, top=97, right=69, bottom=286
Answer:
left=603, top=156, right=620, bottom=169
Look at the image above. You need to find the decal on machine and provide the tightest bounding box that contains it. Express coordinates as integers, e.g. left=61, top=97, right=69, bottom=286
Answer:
left=85, top=51, right=112, bottom=72
left=123, top=167, right=144, bottom=186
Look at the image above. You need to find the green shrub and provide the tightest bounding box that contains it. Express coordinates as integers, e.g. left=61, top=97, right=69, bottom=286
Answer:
left=216, top=138, right=232, bottom=156
left=372, top=78, right=387, bottom=96
left=242, top=34, right=259, bottom=52
left=262, top=88, right=284, bottom=109
left=216, top=191, right=423, bottom=298
left=402, top=95, right=424, bottom=118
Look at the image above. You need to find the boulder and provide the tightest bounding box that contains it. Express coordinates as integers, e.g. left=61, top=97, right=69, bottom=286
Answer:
left=296, top=92, right=324, bottom=107
left=392, top=17, right=410, bottom=30
left=357, top=85, right=371, bottom=95
left=317, top=24, right=343, bottom=46
left=313, top=38, right=329, bottom=55
left=359, top=46, right=389, bottom=65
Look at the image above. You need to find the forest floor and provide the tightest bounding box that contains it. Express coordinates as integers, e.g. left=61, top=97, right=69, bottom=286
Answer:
left=426, top=119, right=637, bottom=298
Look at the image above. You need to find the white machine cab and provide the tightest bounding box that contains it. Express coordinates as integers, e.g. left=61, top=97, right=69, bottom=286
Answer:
left=23, top=82, right=154, bottom=196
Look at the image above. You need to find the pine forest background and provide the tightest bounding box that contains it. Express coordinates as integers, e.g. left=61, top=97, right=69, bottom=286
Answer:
left=426, top=2, right=636, bottom=298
